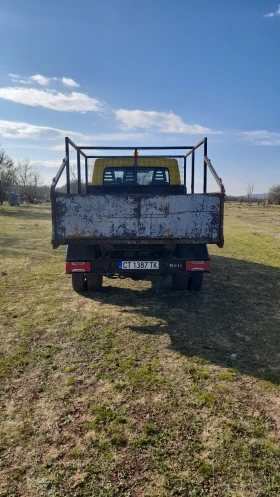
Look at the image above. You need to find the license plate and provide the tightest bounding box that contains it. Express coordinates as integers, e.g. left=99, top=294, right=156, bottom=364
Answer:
left=118, top=261, right=159, bottom=270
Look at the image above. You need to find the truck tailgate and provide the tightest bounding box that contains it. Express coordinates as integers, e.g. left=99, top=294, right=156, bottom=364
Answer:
left=52, top=193, right=223, bottom=245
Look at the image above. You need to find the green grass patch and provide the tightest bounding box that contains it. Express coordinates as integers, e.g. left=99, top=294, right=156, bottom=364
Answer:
left=219, top=370, right=237, bottom=381
left=1, top=203, right=280, bottom=496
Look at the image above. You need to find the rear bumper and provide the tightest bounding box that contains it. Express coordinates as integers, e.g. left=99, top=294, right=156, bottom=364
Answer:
left=66, top=259, right=210, bottom=274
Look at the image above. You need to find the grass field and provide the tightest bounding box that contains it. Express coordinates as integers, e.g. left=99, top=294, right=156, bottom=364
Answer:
left=0, top=202, right=280, bottom=497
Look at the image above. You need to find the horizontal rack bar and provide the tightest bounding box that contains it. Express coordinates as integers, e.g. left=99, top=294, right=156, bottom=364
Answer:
left=77, top=146, right=195, bottom=151
left=86, top=155, right=186, bottom=159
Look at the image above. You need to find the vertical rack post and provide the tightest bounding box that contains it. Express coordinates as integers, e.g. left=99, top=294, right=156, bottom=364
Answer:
left=191, top=150, right=195, bottom=194
left=77, top=149, right=81, bottom=193
left=183, top=156, right=187, bottom=190
left=85, top=156, right=88, bottom=190
left=134, top=148, right=137, bottom=185
left=65, top=137, right=70, bottom=194
left=203, top=137, right=208, bottom=194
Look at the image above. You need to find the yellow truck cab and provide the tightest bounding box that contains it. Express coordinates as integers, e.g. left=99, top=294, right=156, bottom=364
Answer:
left=51, top=138, right=225, bottom=293
left=91, top=157, right=181, bottom=187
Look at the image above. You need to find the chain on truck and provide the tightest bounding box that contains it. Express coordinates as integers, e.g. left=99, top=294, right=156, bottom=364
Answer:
left=51, top=137, right=225, bottom=292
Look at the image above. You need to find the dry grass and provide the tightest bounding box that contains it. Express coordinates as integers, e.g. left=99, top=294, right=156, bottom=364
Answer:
left=0, top=202, right=280, bottom=496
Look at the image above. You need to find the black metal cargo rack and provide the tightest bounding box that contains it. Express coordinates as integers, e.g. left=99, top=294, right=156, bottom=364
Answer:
left=51, top=137, right=225, bottom=195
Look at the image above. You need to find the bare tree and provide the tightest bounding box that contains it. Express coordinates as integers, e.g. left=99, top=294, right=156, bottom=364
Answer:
left=70, top=163, right=79, bottom=191
left=0, top=147, right=16, bottom=204
left=57, top=162, right=86, bottom=193
left=268, top=184, right=280, bottom=205
left=245, top=183, right=254, bottom=203
left=36, top=185, right=51, bottom=202
left=16, top=159, right=42, bottom=204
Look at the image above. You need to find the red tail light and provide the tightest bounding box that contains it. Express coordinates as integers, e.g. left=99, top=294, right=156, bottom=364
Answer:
left=186, top=260, right=210, bottom=272
left=66, top=262, right=91, bottom=273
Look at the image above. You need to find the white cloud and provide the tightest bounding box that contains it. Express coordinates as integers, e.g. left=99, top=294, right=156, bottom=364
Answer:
left=0, top=87, right=102, bottom=112
left=62, top=77, right=79, bottom=88
left=8, top=73, right=80, bottom=88
left=9, top=74, right=50, bottom=85
left=12, top=79, right=29, bottom=84
left=264, top=4, right=280, bottom=17
left=0, top=119, right=145, bottom=147
left=49, top=132, right=145, bottom=149
left=114, top=109, right=220, bottom=135
left=242, top=130, right=280, bottom=146
left=30, top=74, right=50, bottom=85
left=0, top=119, right=91, bottom=141
left=51, top=144, right=66, bottom=151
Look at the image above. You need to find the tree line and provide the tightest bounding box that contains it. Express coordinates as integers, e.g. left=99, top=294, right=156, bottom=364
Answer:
left=225, top=184, right=280, bottom=204
left=0, top=146, right=50, bottom=204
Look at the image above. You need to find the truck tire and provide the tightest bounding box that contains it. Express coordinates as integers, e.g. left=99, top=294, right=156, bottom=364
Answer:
left=172, top=273, right=188, bottom=291
left=72, top=273, right=86, bottom=292
left=188, top=271, right=204, bottom=291
left=87, top=273, right=103, bottom=291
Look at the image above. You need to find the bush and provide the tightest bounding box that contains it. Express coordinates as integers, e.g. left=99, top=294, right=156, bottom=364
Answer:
left=268, top=184, right=280, bottom=205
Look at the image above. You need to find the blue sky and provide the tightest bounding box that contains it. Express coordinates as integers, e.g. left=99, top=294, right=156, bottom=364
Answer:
left=0, top=0, right=280, bottom=194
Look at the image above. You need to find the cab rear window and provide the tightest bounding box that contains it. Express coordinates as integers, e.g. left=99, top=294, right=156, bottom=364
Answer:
left=103, top=167, right=170, bottom=186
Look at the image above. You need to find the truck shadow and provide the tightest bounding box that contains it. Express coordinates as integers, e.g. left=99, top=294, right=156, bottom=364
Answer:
left=84, top=255, right=280, bottom=384
left=0, top=205, right=51, bottom=220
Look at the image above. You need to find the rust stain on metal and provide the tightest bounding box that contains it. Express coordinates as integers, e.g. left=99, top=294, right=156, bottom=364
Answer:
left=137, top=197, right=141, bottom=236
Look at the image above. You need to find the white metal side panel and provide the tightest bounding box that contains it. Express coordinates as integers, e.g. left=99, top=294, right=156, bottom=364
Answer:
left=56, top=195, right=138, bottom=238
left=139, top=195, right=220, bottom=239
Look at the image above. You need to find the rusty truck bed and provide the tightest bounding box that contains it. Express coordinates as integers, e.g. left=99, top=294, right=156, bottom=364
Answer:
left=52, top=192, right=223, bottom=247
left=51, top=138, right=225, bottom=249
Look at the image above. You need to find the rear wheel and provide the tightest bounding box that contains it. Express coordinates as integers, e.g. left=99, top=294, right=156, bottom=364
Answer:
left=172, top=273, right=188, bottom=291
left=72, top=273, right=86, bottom=292
left=188, top=271, right=204, bottom=291
left=86, top=273, right=103, bottom=291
